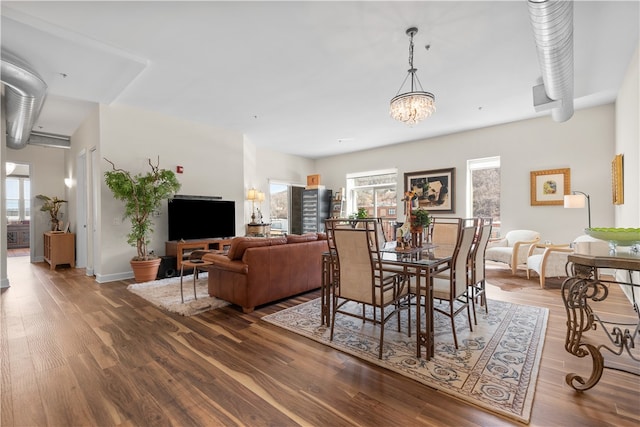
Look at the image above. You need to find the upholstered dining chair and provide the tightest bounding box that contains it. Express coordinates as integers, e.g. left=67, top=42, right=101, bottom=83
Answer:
left=431, top=223, right=477, bottom=349
left=485, top=229, right=540, bottom=275
left=328, top=218, right=411, bottom=359
left=526, top=234, right=604, bottom=288
left=467, top=218, right=493, bottom=325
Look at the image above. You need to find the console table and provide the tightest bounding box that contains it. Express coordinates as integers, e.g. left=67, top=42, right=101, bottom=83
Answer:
left=166, top=238, right=234, bottom=270
left=561, top=242, right=640, bottom=391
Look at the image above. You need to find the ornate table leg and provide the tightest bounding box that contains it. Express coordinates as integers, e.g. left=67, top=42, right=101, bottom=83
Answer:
left=561, top=265, right=608, bottom=391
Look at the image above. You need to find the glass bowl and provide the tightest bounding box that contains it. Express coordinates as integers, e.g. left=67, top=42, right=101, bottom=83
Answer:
left=584, top=228, right=640, bottom=246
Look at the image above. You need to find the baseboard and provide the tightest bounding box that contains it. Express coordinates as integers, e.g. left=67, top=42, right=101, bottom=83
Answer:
left=95, top=271, right=134, bottom=283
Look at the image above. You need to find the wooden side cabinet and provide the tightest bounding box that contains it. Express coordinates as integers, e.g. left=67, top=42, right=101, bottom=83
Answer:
left=44, top=232, right=75, bottom=270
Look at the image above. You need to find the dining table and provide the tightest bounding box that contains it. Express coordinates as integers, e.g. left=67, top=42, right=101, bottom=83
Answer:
left=561, top=242, right=640, bottom=391
left=321, top=242, right=454, bottom=360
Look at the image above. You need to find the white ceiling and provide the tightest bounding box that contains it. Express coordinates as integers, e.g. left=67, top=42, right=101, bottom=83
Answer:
left=1, top=1, right=638, bottom=159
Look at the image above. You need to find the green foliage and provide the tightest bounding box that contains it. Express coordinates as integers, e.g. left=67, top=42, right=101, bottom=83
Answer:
left=104, top=157, right=181, bottom=260
left=411, top=208, right=431, bottom=227
left=356, top=208, right=368, bottom=219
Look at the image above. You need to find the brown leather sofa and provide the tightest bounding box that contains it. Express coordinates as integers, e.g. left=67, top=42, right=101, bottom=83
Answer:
left=202, top=233, right=328, bottom=313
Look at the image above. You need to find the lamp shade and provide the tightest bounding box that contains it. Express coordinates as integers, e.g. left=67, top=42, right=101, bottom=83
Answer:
left=564, top=194, right=585, bottom=208
left=247, top=188, right=258, bottom=201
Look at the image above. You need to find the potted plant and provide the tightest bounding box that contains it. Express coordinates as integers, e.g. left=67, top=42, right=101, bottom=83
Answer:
left=410, top=207, right=431, bottom=233
left=35, top=194, right=67, bottom=231
left=104, top=157, right=181, bottom=282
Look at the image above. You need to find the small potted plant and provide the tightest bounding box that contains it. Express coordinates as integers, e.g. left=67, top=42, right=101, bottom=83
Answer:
left=410, top=207, right=431, bottom=233
left=104, top=157, right=181, bottom=282
left=35, top=194, right=67, bottom=231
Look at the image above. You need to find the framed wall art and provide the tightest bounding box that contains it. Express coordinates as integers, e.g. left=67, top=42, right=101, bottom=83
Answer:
left=530, top=168, right=570, bottom=206
left=612, top=154, right=624, bottom=205
left=404, top=168, right=455, bottom=213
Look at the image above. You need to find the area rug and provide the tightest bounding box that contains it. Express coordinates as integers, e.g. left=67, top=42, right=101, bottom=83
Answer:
left=127, top=272, right=229, bottom=316
left=262, top=298, right=548, bottom=424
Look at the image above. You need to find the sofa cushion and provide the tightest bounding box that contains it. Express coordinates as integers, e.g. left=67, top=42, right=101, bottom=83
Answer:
left=227, top=236, right=287, bottom=260
left=286, top=233, right=318, bottom=244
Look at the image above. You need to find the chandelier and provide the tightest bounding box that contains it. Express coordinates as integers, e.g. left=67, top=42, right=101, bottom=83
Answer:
left=390, top=27, right=436, bottom=125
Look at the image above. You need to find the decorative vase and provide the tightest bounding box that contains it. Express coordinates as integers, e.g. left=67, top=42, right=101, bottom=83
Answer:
left=130, top=258, right=162, bottom=283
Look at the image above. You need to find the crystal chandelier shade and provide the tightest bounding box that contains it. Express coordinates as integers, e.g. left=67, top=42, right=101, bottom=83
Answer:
left=390, top=27, right=436, bottom=125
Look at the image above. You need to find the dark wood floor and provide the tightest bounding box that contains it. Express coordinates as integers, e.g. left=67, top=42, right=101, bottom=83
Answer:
left=2, top=256, right=639, bottom=426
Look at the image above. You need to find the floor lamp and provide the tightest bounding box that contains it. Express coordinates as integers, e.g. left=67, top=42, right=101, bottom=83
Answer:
left=564, top=191, right=591, bottom=228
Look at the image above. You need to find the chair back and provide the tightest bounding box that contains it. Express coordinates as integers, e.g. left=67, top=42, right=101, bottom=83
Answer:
left=504, top=230, right=540, bottom=247
left=471, top=219, right=493, bottom=283
left=430, top=217, right=463, bottom=245
left=328, top=219, right=386, bottom=305
left=452, top=225, right=477, bottom=297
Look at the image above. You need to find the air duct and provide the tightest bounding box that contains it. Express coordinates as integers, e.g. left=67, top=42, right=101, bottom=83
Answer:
left=1, top=51, right=47, bottom=149
left=528, top=0, right=574, bottom=122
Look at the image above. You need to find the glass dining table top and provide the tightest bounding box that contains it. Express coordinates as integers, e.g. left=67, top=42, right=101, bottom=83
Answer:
left=379, top=241, right=455, bottom=266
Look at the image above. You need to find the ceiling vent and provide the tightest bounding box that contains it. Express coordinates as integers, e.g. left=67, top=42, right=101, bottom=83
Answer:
left=1, top=50, right=48, bottom=149
left=528, top=0, right=574, bottom=122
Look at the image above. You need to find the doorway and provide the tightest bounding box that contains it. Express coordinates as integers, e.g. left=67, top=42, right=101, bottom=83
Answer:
left=5, top=162, right=31, bottom=258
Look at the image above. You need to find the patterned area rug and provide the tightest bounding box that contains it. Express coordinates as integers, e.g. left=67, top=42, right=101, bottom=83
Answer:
left=263, top=298, right=548, bottom=424
left=127, top=272, right=229, bottom=316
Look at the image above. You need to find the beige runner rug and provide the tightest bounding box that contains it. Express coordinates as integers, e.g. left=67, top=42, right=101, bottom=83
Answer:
left=262, top=298, right=548, bottom=424
left=127, top=272, right=229, bottom=316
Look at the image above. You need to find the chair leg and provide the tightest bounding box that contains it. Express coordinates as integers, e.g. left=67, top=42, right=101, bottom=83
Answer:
left=379, top=306, right=385, bottom=359
left=450, top=304, right=459, bottom=349
left=469, top=285, right=478, bottom=325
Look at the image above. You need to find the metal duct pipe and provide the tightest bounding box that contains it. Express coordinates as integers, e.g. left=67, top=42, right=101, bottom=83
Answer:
left=1, top=51, right=47, bottom=149
left=528, top=0, right=574, bottom=122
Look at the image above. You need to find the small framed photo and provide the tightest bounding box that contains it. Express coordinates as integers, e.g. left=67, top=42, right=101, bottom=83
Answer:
left=404, top=168, right=455, bottom=213
left=530, top=168, right=570, bottom=206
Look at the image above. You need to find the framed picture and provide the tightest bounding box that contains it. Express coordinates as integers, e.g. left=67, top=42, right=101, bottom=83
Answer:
left=612, top=154, right=624, bottom=205
left=404, top=168, right=455, bottom=213
left=530, top=168, right=570, bottom=206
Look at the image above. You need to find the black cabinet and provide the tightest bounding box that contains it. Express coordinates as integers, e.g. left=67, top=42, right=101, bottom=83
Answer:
left=302, top=188, right=331, bottom=233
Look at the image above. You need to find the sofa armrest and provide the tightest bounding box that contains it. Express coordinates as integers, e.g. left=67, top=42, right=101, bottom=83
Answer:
left=203, top=253, right=248, bottom=274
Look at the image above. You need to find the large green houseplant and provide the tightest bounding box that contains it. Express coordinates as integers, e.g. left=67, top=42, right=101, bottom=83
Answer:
left=104, top=157, right=181, bottom=282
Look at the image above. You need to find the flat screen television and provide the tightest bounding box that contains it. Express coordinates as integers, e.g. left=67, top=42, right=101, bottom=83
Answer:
left=168, top=196, right=235, bottom=241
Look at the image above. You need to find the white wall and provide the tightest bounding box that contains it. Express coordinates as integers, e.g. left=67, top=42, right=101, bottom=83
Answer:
left=317, top=104, right=617, bottom=244
left=614, top=44, right=640, bottom=227
left=1, top=97, right=7, bottom=288
left=96, top=104, right=246, bottom=282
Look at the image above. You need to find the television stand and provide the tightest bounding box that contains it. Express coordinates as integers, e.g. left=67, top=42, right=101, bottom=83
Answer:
left=166, top=237, right=234, bottom=270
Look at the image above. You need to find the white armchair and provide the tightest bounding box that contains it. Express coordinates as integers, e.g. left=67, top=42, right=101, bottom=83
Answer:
left=526, top=235, right=603, bottom=288
left=485, top=230, right=540, bottom=275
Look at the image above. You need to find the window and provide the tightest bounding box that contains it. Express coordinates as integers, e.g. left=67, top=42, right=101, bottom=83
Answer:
left=346, top=169, right=397, bottom=240
left=5, top=176, right=30, bottom=223
left=467, top=156, right=500, bottom=235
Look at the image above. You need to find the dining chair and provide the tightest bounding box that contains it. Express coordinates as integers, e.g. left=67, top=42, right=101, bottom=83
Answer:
left=468, top=218, right=493, bottom=324
left=328, top=218, right=411, bottom=359
left=432, top=223, right=477, bottom=349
